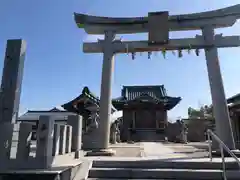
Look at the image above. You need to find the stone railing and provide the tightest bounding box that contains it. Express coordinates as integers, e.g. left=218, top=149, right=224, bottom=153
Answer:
left=0, top=115, right=82, bottom=170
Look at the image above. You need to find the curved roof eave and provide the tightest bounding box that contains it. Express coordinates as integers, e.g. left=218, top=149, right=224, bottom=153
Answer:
left=112, top=96, right=182, bottom=111
left=61, top=86, right=98, bottom=109
left=166, top=97, right=182, bottom=110
left=227, top=93, right=240, bottom=104
left=74, top=4, right=240, bottom=27
left=61, top=87, right=117, bottom=113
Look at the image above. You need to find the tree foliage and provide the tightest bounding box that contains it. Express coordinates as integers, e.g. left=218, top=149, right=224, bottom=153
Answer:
left=188, top=105, right=213, bottom=119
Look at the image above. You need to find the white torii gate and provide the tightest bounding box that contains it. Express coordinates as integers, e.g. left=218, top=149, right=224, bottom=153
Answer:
left=74, top=4, right=240, bottom=155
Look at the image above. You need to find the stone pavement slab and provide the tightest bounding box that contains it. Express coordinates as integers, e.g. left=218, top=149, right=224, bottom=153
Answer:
left=140, top=142, right=209, bottom=159
left=140, top=142, right=188, bottom=159
left=84, top=142, right=208, bottom=159
left=109, top=143, right=144, bottom=157
left=164, top=143, right=207, bottom=153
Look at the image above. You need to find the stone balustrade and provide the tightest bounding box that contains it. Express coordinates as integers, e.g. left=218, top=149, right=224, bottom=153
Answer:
left=0, top=114, right=82, bottom=170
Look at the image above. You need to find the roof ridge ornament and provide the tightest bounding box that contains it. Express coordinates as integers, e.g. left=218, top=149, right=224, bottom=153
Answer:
left=82, top=86, right=90, bottom=94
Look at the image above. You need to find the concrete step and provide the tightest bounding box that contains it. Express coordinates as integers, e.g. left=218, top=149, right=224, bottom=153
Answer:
left=92, top=160, right=239, bottom=170
left=88, top=179, right=189, bottom=180
left=88, top=179, right=228, bottom=180
left=0, top=173, right=59, bottom=180
left=89, top=167, right=240, bottom=179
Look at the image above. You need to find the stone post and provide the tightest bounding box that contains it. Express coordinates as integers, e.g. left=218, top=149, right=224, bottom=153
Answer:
left=52, top=124, right=60, bottom=156
left=0, top=123, right=17, bottom=162
left=0, top=39, right=26, bottom=169
left=0, top=39, right=26, bottom=123
left=65, top=125, right=72, bottom=153
left=59, top=125, right=67, bottom=155
left=202, top=26, right=235, bottom=150
left=16, top=123, right=32, bottom=161
left=35, top=116, right=55, bottom=169
left=67, top=115, right=82, bottom=158
left=86, top=31, right=116, bottom=156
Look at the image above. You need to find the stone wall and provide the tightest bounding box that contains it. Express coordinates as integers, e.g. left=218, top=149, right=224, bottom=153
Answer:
left=166, top=122, right=182, bottom=142
left=184, top=118, right=213, bottom=142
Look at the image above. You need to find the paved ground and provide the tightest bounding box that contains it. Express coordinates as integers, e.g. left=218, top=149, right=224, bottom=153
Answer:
left=141, top=142, right=177, bottom=157
left=103, top=142, right=209, bottom=159
left=110, top=143, right=143, bottom=157
left=14, top=141, right=208, bottom=159
left=164, top=143, right=207, bottom=153
left=140, top=142, right=208, bottom=159
left=82, top=142, right=240, bottom=162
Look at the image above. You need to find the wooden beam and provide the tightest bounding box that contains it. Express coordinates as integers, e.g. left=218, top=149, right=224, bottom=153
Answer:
left=83, top=35, right=240, bottom=53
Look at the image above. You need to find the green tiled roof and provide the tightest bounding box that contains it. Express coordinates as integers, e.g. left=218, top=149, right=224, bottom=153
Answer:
left=121, top=85, right=167, bottom=100
left=227, top=93, right=240, bottom=104
left=77, top=23, right=84, bottom=28
left=62, top=86, right=116, bottom=115
left=112, top=85, right=181, bottom=110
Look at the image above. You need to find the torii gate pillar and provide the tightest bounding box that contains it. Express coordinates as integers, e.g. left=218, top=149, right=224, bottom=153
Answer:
left=202, top=26, right=235, bottom=150
left=86, top=31, right=116, bottom=156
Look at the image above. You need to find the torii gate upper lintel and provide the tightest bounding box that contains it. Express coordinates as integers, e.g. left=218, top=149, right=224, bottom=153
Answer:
left=75, top=4, right=240, bottom=155
left=74, top=4, right=240, bottom=34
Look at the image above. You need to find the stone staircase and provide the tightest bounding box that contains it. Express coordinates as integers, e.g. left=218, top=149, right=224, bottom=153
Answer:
left=87, top=159, right=240, bottom=179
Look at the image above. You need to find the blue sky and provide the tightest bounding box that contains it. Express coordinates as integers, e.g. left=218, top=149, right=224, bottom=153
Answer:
left=0, top=0, right=239, bottom=119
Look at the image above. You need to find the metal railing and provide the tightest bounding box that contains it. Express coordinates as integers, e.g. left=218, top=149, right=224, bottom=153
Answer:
left=207, top=129, right=240, bottom=180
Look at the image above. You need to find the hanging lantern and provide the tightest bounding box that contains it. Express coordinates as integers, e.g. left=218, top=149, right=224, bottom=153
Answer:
left=77, top=23, right=84, bottom=28
left=131, top=52, right=136, bottom=60
left=148, top=52, right=152, bottom=59
left=112, top=34, right=116, bottom=41
left=172, top=50, right=176, bottom=56
left=161, top=48, right=166, bottom=59
left=187, top=44, right=192, bottom=54
left=195, top=49, right=200, bottom=56
left=178, top=49, right=183, bottom=58
left=126, top=44, right=129, bottom=54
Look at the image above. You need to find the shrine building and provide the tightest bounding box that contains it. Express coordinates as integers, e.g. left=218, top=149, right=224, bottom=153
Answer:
left=112, top=85, right=181, bottom=142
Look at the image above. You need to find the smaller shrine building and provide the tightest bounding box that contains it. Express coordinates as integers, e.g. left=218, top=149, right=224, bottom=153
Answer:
left=112, top=85, right=181, bottom=142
